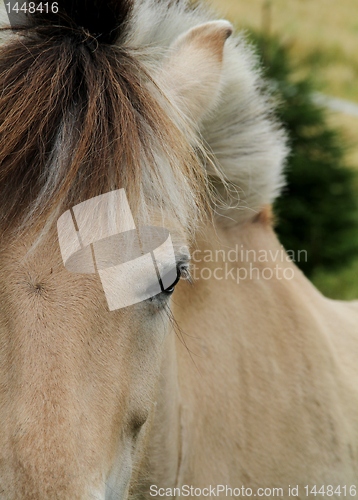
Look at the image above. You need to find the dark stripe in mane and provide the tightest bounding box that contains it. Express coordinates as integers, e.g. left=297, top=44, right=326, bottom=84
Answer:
left=0, top=1, right=207, bottom=239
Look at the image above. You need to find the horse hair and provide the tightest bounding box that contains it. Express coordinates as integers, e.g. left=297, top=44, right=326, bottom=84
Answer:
left=0, top=0, right=288, bottom=240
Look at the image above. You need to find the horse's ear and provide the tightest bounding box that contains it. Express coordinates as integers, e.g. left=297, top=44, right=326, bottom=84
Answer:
left=159, top=20, right=233, bottom=123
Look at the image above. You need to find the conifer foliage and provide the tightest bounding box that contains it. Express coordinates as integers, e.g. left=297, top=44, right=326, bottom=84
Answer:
left=250, top=33, right=358, bottom=276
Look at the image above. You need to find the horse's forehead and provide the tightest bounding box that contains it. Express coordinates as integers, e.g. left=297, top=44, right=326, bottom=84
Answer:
left=0, top=214, right=188, bottom=320
left=1, top=206, right=188, bottom=265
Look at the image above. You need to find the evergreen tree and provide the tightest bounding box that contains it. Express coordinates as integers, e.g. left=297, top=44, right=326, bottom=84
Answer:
left=249, top=32, right=358, bottom=276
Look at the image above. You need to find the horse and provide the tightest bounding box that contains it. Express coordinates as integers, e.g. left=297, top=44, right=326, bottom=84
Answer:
left=0, top=0, right=357, bottom=498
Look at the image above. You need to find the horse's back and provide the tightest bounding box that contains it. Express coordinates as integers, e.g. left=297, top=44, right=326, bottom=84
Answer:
left=322, top=297, right=358, bottom=388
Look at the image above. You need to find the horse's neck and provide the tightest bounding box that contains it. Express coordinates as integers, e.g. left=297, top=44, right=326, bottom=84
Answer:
left=167, top=219, right=358, bottom=484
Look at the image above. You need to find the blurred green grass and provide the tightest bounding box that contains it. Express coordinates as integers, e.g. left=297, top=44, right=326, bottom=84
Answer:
left=312, top=258, right=358, bottom=300
left=207, top=0, right=358, bottom=166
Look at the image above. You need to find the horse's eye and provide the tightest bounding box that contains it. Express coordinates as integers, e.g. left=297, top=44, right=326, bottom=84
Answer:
left=147, top=262, right=190, bottom=303
left=161, top=268, right=181, bottom=295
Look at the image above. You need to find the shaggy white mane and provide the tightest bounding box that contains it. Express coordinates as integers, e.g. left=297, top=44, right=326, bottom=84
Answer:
left=128, top=0, right=288, bottom=224
left=0, top=0, right=288, bottom=225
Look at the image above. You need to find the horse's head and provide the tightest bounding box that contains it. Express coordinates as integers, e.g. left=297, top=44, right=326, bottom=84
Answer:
left=0, top=1, right=235, bottom=498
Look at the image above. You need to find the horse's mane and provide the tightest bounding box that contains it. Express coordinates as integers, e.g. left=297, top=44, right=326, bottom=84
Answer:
left=0, top=0, right=288, bottom=239
left=130, top=0, right=288, bottom=218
